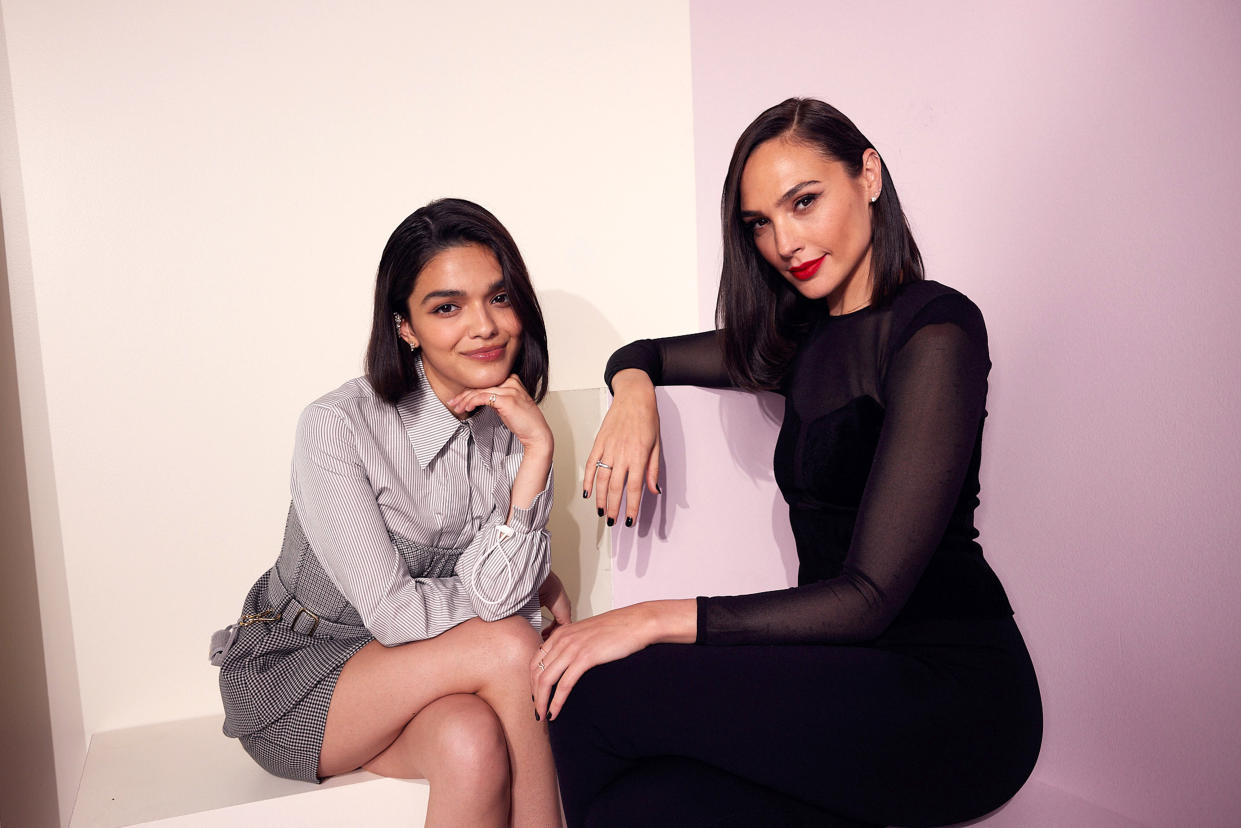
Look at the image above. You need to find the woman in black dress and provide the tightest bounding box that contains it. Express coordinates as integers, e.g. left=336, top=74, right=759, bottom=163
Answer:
left=531, top=99, right=1042, bottom=827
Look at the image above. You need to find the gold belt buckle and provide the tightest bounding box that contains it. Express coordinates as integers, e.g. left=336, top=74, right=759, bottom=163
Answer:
left=293, top=607, right=321, bottom=635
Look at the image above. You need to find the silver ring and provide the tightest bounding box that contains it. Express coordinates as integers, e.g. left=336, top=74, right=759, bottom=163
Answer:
left=538, top=661, right=546, bottom=672
left=596, top=461, right=612, bottom=470
left=487, top=393, right=497, bottom=406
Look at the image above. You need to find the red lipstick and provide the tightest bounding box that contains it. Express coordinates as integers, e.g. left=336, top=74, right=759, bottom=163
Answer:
left=789, top=255, right=826, bottom=281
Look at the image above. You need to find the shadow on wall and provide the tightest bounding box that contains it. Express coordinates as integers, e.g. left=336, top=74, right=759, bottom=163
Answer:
left=610, top=389, right=687, bottom=578
left=536, top=286, right=626, bottom=404
left=535, top=288, right=627, bottom=619
left=540, top=390, right=593, bottom=616
left=718, top=387, right=783, bottom=478
left=0, top=192, right=63, bottom=826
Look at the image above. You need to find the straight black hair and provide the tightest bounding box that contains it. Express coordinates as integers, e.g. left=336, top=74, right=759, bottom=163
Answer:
left=365, top=198, right=549, bottom=404
left=717, top=98, right=924, bottom=390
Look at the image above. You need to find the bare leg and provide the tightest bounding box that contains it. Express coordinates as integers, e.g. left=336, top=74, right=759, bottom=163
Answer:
left=366, top=693, right=511, bottom=826
left=319, top=615, right=561, bottom=827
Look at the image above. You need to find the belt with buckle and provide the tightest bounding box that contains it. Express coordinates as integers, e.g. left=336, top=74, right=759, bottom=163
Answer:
left=242, top=567, right=370, bottom=639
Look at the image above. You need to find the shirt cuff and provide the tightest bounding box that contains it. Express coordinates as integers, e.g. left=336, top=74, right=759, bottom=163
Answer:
left=508, top=467, right=553, bottom=533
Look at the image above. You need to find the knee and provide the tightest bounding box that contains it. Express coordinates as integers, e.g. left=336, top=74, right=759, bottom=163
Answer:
left=481, top=613, right=542, bottom=675
left=427, top=696, right=511, bottom=799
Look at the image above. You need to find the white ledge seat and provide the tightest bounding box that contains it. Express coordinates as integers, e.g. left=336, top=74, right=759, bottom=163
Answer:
left=69, top=714, right=428, bottom=827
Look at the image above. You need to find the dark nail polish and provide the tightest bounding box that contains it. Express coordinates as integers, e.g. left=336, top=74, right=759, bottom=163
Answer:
left=597, top=507, right=604, bottom=517
left=607, top=517, right=615, bottom=527
left=535, top=711, right=540, bottom=721
left=625, top=516, right=633, bottom=528
left=656, top=483, right=662, bottom=494
left=582, top=490, right=588, bottom=498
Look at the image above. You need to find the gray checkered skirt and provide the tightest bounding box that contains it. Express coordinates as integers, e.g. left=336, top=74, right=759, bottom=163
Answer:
left=215, top=505, right=461, bottom=783
left=216, top=570, right=371, bottom=782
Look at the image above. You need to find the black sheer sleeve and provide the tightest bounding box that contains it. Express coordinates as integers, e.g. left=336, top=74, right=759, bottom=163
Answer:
left=697, top=311, right=990, bottom=644
left=604, top=330, right=733, bottom=391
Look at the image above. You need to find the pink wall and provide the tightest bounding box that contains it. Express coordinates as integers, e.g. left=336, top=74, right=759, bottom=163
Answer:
left=612, top=1, right=1241, bottom=825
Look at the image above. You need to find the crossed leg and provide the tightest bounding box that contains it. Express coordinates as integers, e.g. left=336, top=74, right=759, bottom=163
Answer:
left=319, top=615, right=561, bottom=827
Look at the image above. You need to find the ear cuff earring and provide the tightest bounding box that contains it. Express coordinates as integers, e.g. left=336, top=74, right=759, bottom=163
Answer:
left=393, top=312, right=416, bottom=351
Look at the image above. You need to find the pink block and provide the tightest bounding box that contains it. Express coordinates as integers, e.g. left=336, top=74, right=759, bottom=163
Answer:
left=609, top=386, right=796, bottom=608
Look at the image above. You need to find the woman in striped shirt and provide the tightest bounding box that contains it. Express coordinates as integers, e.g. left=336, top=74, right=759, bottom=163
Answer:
left=214, top=198, right=567, bottom=827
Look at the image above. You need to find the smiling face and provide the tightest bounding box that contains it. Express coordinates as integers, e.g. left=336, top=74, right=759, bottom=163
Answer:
left=397, top=243, right=522, bottom=407
left=739, top=137, right=882, bottom=314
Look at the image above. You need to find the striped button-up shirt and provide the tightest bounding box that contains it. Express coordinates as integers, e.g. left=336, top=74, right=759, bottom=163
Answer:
left=290, top=359, right=551, bottom=646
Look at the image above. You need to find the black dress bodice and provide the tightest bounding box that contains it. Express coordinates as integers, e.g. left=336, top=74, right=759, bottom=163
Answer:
left=606, top=281, right=1013, bottom=645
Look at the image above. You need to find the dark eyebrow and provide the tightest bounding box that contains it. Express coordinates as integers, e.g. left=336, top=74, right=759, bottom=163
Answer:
left=779, top=180, right=820, bottom=205
left=739, top=180, right=821, bottom=218
left=419, top=288, right=465, bottom=304
left=418, top=279, right=506, bottom=304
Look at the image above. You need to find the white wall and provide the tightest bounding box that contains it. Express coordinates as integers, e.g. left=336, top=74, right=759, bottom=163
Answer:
left=1, top=1, right=696, bottom=821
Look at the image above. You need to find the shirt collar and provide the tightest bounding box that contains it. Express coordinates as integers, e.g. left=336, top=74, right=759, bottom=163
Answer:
left=395, top=356, right=501, bottom=470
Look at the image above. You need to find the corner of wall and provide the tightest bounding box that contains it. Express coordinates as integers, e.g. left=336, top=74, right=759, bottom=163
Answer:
left=0, top=7, right=86, bottom=824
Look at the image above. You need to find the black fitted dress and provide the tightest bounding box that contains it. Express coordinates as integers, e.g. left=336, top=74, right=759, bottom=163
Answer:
left=549, top=281, right=1042, bottom=828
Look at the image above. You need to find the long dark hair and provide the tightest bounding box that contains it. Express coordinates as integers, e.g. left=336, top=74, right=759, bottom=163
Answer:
left=365, top=198, right=549, bottom=403
left=717, top=98, right=924, bottom=390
